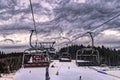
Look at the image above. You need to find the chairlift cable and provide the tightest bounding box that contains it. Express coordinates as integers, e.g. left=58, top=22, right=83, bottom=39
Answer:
left=29, top=0, right=38, bottom=47
left=71, top=12, right=120, bottom=42
left=85, top=12, right=120, bottom=46
left=91, top=12, right=120, bottom=31
left=60, top=11, right=120, bottom=45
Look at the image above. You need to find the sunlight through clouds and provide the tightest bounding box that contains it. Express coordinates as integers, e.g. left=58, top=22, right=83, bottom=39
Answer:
left=102, top=29, right=120, bottom=36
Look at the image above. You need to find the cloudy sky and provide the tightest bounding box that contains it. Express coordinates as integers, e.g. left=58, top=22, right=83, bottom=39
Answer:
left=0, top=0, right=120, bottom=53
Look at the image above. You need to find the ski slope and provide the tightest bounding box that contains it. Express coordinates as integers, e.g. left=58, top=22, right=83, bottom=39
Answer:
left=49, top=60, right=120, bottom=80
left=14, top=68, right=46, bottom=80
left=0, top=60, right=120, bottom=80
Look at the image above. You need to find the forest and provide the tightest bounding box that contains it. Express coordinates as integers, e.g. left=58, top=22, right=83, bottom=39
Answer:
left=0, top=52, right=23, bottom=73
left=59, top=45, right=120, bottom=66
left=0, top=45, right=120, bottom=73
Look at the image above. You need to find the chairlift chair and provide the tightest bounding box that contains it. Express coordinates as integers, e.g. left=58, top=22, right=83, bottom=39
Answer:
left=76, top=48, right=100, bottom=66
left=59, top=52, right=71, bottom=62
left=22, top=48, right=50, bottom=68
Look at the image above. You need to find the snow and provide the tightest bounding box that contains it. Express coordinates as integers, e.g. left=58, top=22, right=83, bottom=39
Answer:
left=14, top=68, right=46, bottom=80
left=49, top=60, right=120, bottom=80
left=0, top=60, right=120, bottom=80
left=0, top=78, right=13, bottom=80
left=90, top=66, right=110, bottom=71
left=106, top=71, right=120, bottom=76
left=76, top=60, right=90, bottom=62
left=60, top=58, right=71, bottom=60
left=0, top=73, right=15, bottom=80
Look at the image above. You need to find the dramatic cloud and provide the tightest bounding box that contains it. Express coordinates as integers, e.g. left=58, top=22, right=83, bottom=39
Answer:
left=0, top=0, right=120, bottom=52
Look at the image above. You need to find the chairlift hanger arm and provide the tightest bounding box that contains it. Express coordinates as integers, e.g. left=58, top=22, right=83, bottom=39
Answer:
left=51, top=41, right=56, bottom=48
left=87, top=32, right=94, bottom=48
left=29, top=30, right=35, bottom=48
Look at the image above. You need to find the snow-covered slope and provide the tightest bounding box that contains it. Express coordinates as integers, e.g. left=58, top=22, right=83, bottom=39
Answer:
left=0, top=73, right=14, bottom=80
left=14, top=68, right=46, bottom=80
left=49, top=60, right=120, bottom=80
left=1, top=60, right=120, bottom=80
